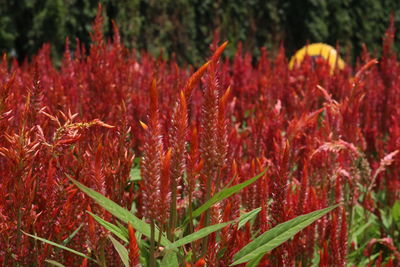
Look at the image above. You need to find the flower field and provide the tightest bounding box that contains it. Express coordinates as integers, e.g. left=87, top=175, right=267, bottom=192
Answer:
left=1, top=9, right=399, bottom=267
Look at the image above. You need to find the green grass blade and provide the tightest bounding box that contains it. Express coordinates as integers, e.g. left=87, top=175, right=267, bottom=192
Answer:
left=23, top=231, right=95, bottom=262
left=245, top=253, right=264, bottom=267
left=88, top=211, right=128, bottom=243
left=166, top=221, right=232, bottom=250
left=238, top=207, right=261, bottom=229
left=109, top=235, right=130, bottom=267
left=62, top=223, right=83, bottom=245
left=231, top=204, right=339, bottom=265
left=67, top=175, right=171, bottom=247
left=185, top=170, right=266, bottom=224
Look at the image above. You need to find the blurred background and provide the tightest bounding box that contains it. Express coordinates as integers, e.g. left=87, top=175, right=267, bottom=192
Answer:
left=0, top=0, right=399, bottom=64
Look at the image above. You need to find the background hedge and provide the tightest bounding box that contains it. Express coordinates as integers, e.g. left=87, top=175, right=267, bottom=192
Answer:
left=0, top=0, right=399, bottom=64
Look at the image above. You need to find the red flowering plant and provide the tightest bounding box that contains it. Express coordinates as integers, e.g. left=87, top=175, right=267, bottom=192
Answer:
left=1, top=5, right=399, bottom=267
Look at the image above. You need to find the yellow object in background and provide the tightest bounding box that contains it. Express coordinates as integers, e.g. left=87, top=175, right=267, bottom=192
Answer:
left=289, top=43, right=346, bottom=71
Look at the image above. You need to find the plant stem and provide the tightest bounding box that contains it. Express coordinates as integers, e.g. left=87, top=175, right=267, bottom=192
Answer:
left=201, top=169, right=214, bottom=256
left=157, top=224, right=163, bottom=248
left=188, top=190, right=194, bottom=235
left=168, top=179, right=177, bottom=241
left=150, top=219, right=156, bottom=267
left=99, top=238, right=107, bottom=267
left=188, top=189, right=194, bottom=263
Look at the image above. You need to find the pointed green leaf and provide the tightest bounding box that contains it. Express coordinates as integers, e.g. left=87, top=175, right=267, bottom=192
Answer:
left=23, top=231, right=95, bottom=262
left=161, top=251, right=179, bottom=267
left=116, top=221, right=129, bottom=238
left=185, top=170, right=266, bottom=224
left=238, top=207, right=262, bottom=229
left=245, top=253, right=264, bottom=267
left=392, top=201, right=400, bottom=226
left=167, top=221, right=232, bottom=250
left=88, top=211, right=128, bottom=243
left=231, top=204, right=339, bottom=265
left=109, top=235, right=129, bottom=267
left=67, top=175, right=171, bottom=247
left=62, top=223, right=83, bottom=245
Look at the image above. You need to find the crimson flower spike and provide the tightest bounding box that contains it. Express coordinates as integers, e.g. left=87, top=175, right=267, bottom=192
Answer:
left=187, top=125, right=200, bottom=195
left=140, top=78, right=162, bottom=222
left=128, top=223, right=140, bottom=267
left=352, top=59, right=378, bottom=88
left=168, top=90, right=188, bottom=240
left=149, top=79, right=159, bottom=126
left=216, top=86, right=231, bottom=171
left=160, top=149, right=172, bottom=225
left=211, top=41, right=228, bottom=63
left=200, top=41, right=228, bottom=255
left=183, top=61, right=211, bottom=98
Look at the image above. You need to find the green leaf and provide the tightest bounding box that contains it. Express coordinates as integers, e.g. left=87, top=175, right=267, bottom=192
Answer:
left=45, top=260, right=65, bottom=267
left=88, top=211, right=128, bottom=243
left=238, top=207, right=262, bottom=229
left=392, top=201, right=400, bottom=226
left=380, top=208, right=393, bottom=230
left=161, top=251, right=179, bottom=267
left=23, top=231, right=95, bottom=262
left=62, top=223, right=83, bottom=245
left=185, top=170, right=266, bottom=224
left=109, top=235, right=129, bottom=267
left=129, top=167, right=141, bottom=181
left=166, top=221, right=232, bottom=250
left=67, top=175, right=171, bottom=247
left=245, top=253, right=264, bottom=267
left=116, top=220, right=129, bottom=236
left=231, top=204, right=339, bottom=265
left=351, top=221, right=372, bottom=243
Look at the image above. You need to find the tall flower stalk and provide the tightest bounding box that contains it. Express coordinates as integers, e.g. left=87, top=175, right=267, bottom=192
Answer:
left=140, top=79, right=162, bottom=266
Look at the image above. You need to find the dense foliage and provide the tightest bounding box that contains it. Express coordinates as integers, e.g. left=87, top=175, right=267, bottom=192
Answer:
left=1, top=7, right=400, bottom=267
left=1, top=0, right=400, bottom=63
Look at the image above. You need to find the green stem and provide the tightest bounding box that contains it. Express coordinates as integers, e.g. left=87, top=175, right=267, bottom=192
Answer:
left=201, top=168, right=215, bottom=256
left=188, top=190, right=194, bottom=235
left=99, top=238, right=107, bottom=267
left=169, top=178, right=177, bottom=241
left=188, top=189, right=194, bottom=263
left=157, top=224, right=163, bottom=249
left=150, top=220, right=156, bottom=267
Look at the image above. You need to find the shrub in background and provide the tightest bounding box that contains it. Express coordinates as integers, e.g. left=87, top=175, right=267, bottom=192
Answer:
left=0, top=0, right=400, bottom=63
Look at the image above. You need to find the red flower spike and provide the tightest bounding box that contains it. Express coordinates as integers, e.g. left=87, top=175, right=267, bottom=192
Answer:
left=90, top=4, right=104, bottom=47
left=339, top=207, right=348, bottom=264
left=352, top=59, right=378, bottom=87
left=211, top=41, right=228, bottom=63
left=184, top=61, right=211, bottom=98
left=141, top=78, right=163, bottom=222
left=168, top=89, right=188, bottom=236
left=128, top=223, right=140, bottom=267
left=187, top=125, right=200, bottom=195
left=200, top=56, right=220, bottom=202
left=160, top=149, right=172, bottom=224
left=80, top=258, right=88, bottom=267
left=86, top=205, right=96, bottom=245
left=149, top=79, right=159, bottom=124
